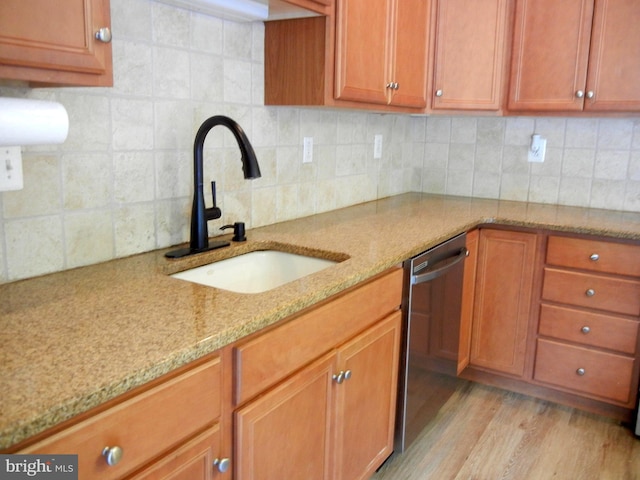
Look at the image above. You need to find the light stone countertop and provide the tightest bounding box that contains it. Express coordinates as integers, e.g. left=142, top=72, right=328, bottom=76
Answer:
left=2, top=193, right=640, bottom=449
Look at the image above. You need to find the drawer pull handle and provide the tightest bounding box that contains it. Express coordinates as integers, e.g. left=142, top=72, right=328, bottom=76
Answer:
left=576, top=368, right=586, bottom=376
left=581, top=326, right=591, bottom=334
left=343, top=370, right=352, bottom=381
left=590, top=253, right=599, bottom=261
left=102, top=446, right=123, bottom=466
left=213, top=458, right=231, bottom=473
left=585, top=288, right=595, bottom=297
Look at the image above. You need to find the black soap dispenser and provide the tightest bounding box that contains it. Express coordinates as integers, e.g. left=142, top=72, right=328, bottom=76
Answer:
left=220, top=222, right=246, bottom=242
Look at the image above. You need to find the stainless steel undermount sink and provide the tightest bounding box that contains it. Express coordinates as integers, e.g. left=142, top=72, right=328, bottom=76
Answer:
left=170, top=250, right=341, bottom=294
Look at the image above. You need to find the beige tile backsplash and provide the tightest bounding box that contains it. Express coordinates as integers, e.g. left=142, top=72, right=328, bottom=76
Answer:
left=0, top=0, right=639, bottom=282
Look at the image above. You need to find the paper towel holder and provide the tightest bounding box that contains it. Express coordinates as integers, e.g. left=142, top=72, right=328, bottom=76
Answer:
left=0, top=97, right=69, bottom=191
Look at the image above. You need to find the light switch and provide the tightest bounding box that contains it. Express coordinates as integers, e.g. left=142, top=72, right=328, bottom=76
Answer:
left=0, top=146, right=23, bottom=191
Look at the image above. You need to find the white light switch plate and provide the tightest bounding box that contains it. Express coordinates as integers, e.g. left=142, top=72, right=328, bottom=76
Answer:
left=303, top=137, right=313, bottom=163
left=0, top=146, right=23, bottom=191
left=374, top=134, right=383, bottom=159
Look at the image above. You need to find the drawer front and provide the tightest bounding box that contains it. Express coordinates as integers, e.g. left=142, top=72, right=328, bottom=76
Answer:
left=534, top=339, right=634, bottom=405
left=22, top=357, right=221, bottom=480
left=542, top=268, right=640, bottom=316
left=546, top=235, right=640, bottom=277
left=234, top=268, right=403, bottom=405
left=539, top=304, right=639, bottom=354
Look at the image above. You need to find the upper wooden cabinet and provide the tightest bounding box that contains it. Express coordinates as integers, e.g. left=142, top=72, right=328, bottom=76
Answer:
left=0, top=0, right=113, bottom=87
left=429, top=0, right=510, bottom=111
left=508, top=0, right=640, bottom=112
left=335, top=0, right=429, bottom=108
left=264, top=0, right=429, bottom=112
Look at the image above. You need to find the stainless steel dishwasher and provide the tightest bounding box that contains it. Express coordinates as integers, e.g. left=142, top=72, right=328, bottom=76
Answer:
left=394, top=233, right=469, bottom=452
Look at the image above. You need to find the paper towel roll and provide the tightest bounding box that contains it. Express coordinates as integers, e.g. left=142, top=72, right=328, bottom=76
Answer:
left=0, top=97, right=69, bottom=146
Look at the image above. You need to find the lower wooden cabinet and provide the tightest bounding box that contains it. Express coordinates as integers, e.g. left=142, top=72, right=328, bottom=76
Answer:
left=469, top=229, right=538, bottom=377
left=233, top=268, right=403, bottom=480
left=235, top=312, right=401, bottom=480
left=534, top=234, right=640, bottom=410
left=461, top=228, right=640, bottom=421
left=19, top=354, right=226, bottom=480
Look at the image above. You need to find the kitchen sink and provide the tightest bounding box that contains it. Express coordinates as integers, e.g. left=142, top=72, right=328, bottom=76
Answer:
left=170, top=250, right=340, bottom=294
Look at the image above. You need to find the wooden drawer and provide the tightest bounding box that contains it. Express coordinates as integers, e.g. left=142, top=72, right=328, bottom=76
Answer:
left=539, top=304, right=639, bottom=355
left=22, top=357, right=221, bottom=480
left=546, top=236, right=640, bottom=277
left=534, top=339, right=634, bottom=405
left=542, top=268, right=640, bottom=316
left=132, top=425, right=220, bottom=480
left=233, top=268, right=402, bottom=405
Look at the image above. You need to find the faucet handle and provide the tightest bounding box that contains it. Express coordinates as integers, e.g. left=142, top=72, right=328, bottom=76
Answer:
left=211, top=181, right=217, bottom=207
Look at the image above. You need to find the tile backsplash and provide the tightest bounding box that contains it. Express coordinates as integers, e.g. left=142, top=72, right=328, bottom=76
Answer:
left=0, top=0, right=638, bottom=283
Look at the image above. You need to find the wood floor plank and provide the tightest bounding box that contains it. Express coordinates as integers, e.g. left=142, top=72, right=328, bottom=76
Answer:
left=373, top=382, right=640, bottom=480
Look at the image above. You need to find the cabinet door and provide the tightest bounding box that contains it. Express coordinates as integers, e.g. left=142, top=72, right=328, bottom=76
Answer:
left=508, top=0, right=594, bottom=111
left=235, top=354, right=335, bottom=480
left=335, top=0, right=392, bottom=105
left=0, top=0, right=113, bottom=86
left=458, top=229, right=479, bottom=374
left=332, top=312, right=401, bottom=480
left=431, top=0, right=508, bottom=110
left=390, top=0, right=429, bottom=108
left=470, top=230, right=537, bottom=377
left=584, top=0, right=640, bottom=111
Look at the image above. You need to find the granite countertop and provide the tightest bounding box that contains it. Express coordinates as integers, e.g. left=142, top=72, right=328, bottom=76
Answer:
left=2, top=193, right=640, bottom=449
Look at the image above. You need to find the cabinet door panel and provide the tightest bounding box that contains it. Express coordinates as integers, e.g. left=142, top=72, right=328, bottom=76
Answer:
left=459, top=229, right=479, bottom=373
left=470, top=230, right=537, bottom=376
left=391, top=0, right=429, bottom=108
left=335, top=0, right=391, bottom=104
left=333, top=312, right=401, bottom=480
left=235, top=354, right=335, bottom=480
left=585, top=0, right=640, bottom=111
left=508, top=0, right=593, bottom=111
left=432, top=0, right=508, bottom=110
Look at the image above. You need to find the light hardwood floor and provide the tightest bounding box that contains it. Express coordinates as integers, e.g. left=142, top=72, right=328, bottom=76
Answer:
left=373, top=381, right=640, bottom=480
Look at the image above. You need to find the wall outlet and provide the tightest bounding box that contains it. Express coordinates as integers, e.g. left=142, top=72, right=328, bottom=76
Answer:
left=303, top=137, right=313, bottom=163
left=0, top=146, right=24, bottom=191
left=374, top=134, right=383, bottom=159
left=528, top=134, right=546, bottom=163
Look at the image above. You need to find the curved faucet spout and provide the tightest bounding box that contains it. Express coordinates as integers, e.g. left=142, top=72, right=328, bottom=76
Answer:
left=165, top=115, right=261, bottom=258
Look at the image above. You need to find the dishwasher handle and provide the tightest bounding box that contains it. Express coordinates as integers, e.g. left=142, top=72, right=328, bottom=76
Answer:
left=411, top=247, right=468, bottom=285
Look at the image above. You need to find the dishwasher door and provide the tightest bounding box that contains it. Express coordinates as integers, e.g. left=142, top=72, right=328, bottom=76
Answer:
left=395, top=233, right=468, bottom=453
